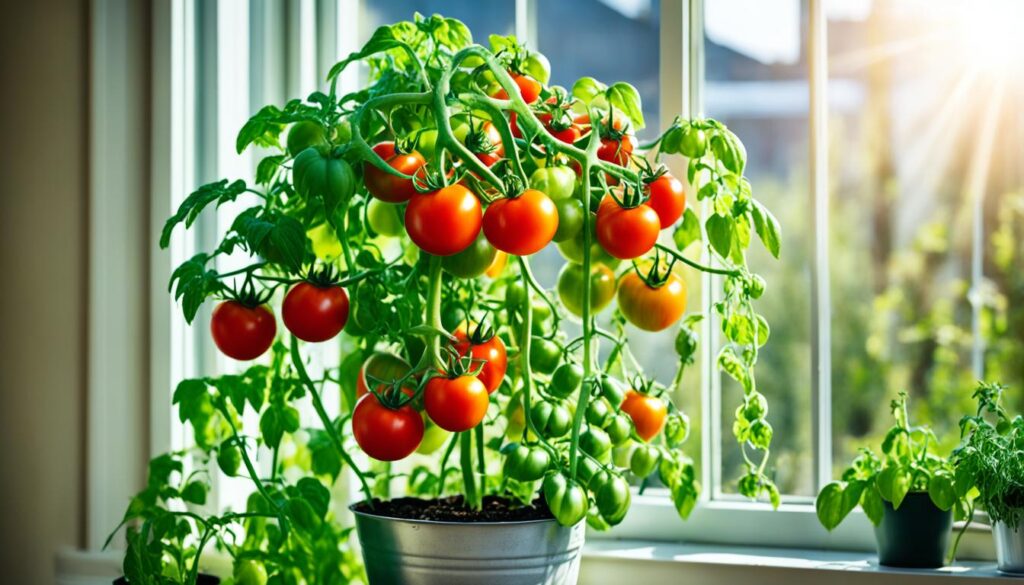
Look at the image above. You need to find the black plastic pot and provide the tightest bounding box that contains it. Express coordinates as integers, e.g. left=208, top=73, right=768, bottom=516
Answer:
left=114, top=576, right=219, bottom=585
left=873, top=491, right=952, bottom=568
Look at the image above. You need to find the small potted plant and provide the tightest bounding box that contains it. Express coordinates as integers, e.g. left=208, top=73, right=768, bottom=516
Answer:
left=952, top=381, right=1024, bottom=575
left=816, top=392, right=967, bottom=568
left=115, top=13, right=784, bottom=585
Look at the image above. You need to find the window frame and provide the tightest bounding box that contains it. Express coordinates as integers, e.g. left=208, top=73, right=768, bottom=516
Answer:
left=90, top=0, right=994, bottom=555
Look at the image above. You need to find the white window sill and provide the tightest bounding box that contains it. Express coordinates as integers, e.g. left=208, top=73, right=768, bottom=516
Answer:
left=580, top=540, right=1015, bottom=584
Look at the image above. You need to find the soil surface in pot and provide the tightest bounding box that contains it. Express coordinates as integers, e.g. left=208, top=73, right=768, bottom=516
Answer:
left=353, top=495, right=555, bottom=522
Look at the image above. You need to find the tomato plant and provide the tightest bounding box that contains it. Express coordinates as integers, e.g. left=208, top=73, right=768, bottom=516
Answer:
left=127, top=15, right=784, bottom=581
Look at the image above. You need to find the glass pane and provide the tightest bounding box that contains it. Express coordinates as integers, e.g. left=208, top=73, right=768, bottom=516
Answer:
left=829, top=0, right=1024, bottom=471
left=705, top=0, right=815, bottom=497
left=361, top=0, right=516, bottom=43
left=538, top=0, right=661, bottom=140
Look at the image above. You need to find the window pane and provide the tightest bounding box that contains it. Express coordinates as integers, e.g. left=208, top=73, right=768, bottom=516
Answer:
left=538, top=0, right=661, bottom=140
left=361, top=0, right=515, bottom=43
left=829, top=0, right=1024, bottom=470
left=705, top=0, right=814, bottom=497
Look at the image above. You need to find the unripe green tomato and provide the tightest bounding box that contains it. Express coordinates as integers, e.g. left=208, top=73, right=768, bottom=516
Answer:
left=505, top=281, right=528, bottom=311
left=549, top=363, right=583, bottom=399
left=555, top=220, right=621, bottom=268
left=660, top=126, right=684, bottom=155
left=503, top=443, right=551, bottom=482
left=606, top=413, right=633, bottom=446
left=416, top=128, right=439, bottom=160
left=417, top=418, right=452, bottom=455
left=529, top=166, right=577, bottom=201
left=531, top=299, right=554, bottom=335
left=543, top=472, right=588, bottom=526
left=553, top=198, right=584, bottom=243
left=586, top=397, right=612, bottom=427
left=530, top=338, right=562, bottom=375
left=287, top=120, right=327, bottom=157
left=441, top=304, right=467, bottom=333
left=333, top=120, right=352, bottom=144
left=593, top=470, right=631, bottom=526
left=234, top=560, right=268, bottom=585
left=556, top=262, right=616, bottom=318
left=530, top=399, right=572, bottom=438
left=612, top=444, right=633, bottom=468
left=366, top=199, right=404, bottom=237
left=630, top=443, right=661, bottom=478
left=306, top=223, right=343, bottom=262
left=575, top=455, right=601, bottom=487
left=442, top=232, right=498, bottom=279
left=679, top=125, right=707, bottom=158
left=600, top=375, right=627, bottom=408
left=580, top=427, right=612, bottom=462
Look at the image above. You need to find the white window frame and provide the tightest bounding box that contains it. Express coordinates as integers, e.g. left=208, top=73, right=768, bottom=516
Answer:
left=87, top=0, right=997, bottom=557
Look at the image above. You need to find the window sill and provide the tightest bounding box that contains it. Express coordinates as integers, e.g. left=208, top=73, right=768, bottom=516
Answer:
left=580, top=540, right=1015, bottom=584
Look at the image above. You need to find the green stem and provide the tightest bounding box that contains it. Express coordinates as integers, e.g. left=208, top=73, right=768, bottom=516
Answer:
left=655, top=243, right=741, bottom=277
left=426, top=254, right=445, bottom=367
left=289, top=337, right=375, bottom=505
left=475, top=423, right=486, bottom=493
left=568, top=110, right=603, bottom=478
left=460, top=430, right=480, bottom=510
left=437, top=432, right=460, bottom=498
left=221, top=410, right=287, bottom=527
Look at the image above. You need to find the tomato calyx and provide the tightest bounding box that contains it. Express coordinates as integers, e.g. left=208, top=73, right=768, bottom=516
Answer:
left=638, top=160, right=670, bottom=186
left=632, top=249, right=679, bottom=289
left=222, top=273, right=273, bottom=308
left=303, top=263, right=343, bottom=288
left=465, top=315, right=498, bottom=345
left=627, top=375, right=663, bottom=399
left=606, top=182, right=647, bottom=210
left=437, top=344, right=486, bottom=379
left=364, top=371, right=418, bottom=410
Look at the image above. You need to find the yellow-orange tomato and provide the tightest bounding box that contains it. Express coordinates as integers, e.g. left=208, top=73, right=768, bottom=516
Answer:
left=621, top=390, right=667, bottom=441
left=616, top=270, right=687, bottom=332
left=485, top=251, right=508, bottom=278
left=424, top=375, right=490, bottom=432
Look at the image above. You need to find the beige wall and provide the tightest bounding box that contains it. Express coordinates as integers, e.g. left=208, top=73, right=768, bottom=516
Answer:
left=0, top=0, right=89, bottom=582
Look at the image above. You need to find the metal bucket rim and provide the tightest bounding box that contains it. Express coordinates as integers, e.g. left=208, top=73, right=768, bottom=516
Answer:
left=349, top=502, right=566, bottom=527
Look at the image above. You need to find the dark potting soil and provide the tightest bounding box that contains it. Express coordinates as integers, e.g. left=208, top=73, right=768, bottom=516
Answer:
left=353, top=495, right=554, bottom=522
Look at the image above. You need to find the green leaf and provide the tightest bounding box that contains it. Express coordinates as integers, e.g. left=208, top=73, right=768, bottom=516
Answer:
left=236, top=100, right=323, bottom=154
left=876, top=465, right=911, bottom=509
left=929, top=472, right=956, bottom=510
left=180, top=481, right=208, bottom=505
left=256, top=155, right=285, bottom=185
left=672, top=483, right=699, bottom=520
left=717, top=347, right=751, bottom=394
left=231, top=209, right=309, bottom=273
left=861, top=484, right=885, bottom=525
left=816, top=483, right=849, bottom=530
left=673, top=208, right=702, bottom=252
left=168, top=254, right=221, bottom=324
left=328, top=26, right=406, bottom=81
left=160, top=179, right=247, bottom=248
left=436, top=18, right=472, bottom=50
left=571, top=77, right=607, bottom=105
left=605, top=82, right=644, bottom=130
left=286, top=497, right=321, bottom=533
left=173, top=379, right=211, bottom=426
left=296, top=477, right=331, bottom=519
left=309, top=430, right=342, bottom=479
left=750, top=199, right=781, bottom=258
left=706, top=214, right=735, bottom=260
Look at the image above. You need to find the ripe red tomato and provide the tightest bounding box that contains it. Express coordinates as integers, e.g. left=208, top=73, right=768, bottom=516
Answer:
left=617, top=270, right=687, bottom=332
left=645, top=174, right=687, bottom=229
left=281, top=282, right=349, bottom=342
left=482, top=189, right=559, bottom=256
left=364, top=142, right=427, bottom=203
left=621, top=390, right=667, bottom=441
left=352, top=393, right=424, bottom=461
left=453, top=330, right=508, bottom=394
left=210, top=301, right=276, bottom=361
left=405, top=184, right=483, bottom=256
left=595, top=196, right=660, bottom=259
left=493, top=72, right=542, bottom=104
left=356, top=352, right=412, bottom=398
left=469, top=121, right=505, bottom=167
left=424, top=375, right=490, bottom=432
left=597, top=134, right=637, bottom=167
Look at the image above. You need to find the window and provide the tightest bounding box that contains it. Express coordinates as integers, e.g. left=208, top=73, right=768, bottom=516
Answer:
left=144, top=0, right=1024, bottom=552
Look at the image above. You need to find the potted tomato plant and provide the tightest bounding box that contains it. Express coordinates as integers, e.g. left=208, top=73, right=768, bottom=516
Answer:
left=815, top=392, right=968, bottom=568
left=952, top=381, right=1024, bottom=575
left=116, top=13, right=783, bottom=585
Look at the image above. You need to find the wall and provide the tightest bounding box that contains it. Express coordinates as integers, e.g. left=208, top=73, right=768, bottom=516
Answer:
left=0, top=1, right=89, bottom=583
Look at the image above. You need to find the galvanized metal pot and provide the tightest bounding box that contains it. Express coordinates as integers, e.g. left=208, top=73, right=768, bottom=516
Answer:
left=351, top=506, right=585, bottom=585
left=994, top=520, right=1024, bottom=575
